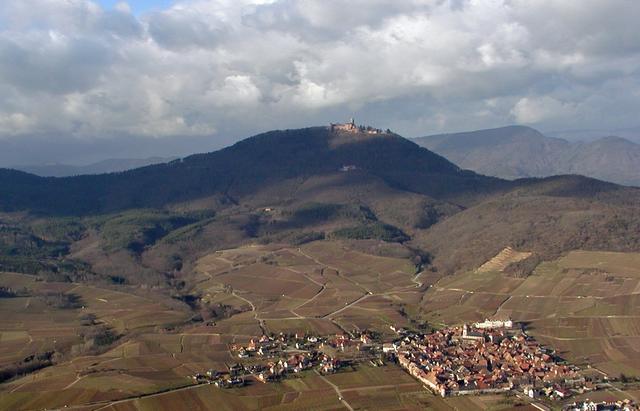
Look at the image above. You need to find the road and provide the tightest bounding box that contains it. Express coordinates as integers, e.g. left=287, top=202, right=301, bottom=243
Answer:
left=323, top=294, right=371, bottom=318
left=296, top=248, right=372, bottom=294
left=315, top=370, right=355, bottom=411
left=231, top=289, right=266, bottom=333
left=84, top=382, right=203, bottom=411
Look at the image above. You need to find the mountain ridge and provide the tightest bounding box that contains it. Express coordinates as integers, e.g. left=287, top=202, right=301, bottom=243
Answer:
left=414, top=125, right=640, bottom=186
left=13, top=157, right=177, bottom=177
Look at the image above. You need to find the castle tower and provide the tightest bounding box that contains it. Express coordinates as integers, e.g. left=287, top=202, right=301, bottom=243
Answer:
left=463, top=324, right=468, bottom=338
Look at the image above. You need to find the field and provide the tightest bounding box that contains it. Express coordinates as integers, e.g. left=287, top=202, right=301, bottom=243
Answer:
left=422, top=250, right=640, bottom=377
left=0, top=271, right=197, bottom=411
left=3, top=246, right=640, bottom=410
left=0, top=361, right=537, bottom=411
left=0, top=240, right=429, bottom=411
left=193, top=241, right=419, bottom=336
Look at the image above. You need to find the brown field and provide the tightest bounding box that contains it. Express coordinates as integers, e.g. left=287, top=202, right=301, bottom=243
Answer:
left=0, top=273, right=82, bottom=366
left=3, top=247, right=640, bottom=409
left=193, top=241, right=420, bottom=335
left=36, top=365, right=432, bottom=411
left=0, top=241, right=426, bottom=410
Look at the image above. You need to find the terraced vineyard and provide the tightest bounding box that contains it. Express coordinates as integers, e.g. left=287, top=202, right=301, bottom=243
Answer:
left=476, top=247, right=532, bottom=273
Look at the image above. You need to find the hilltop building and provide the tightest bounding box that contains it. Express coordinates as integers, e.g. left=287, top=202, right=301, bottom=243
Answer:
left=330, top=118, right=387, bottom=135
left=331, top=117, right=357, bottom=132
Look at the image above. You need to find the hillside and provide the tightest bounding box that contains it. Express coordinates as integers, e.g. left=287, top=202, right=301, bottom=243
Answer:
left=414, top=175, right=640, bottom=274
left=2, top=125, right=640, bottom=281
left=414, top=126, right=640, bottom=186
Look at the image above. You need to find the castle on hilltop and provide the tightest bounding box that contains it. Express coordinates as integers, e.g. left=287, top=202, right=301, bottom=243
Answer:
left=329, top=118, right=388, bottom=135
left=331, top=117, right=357, bottom=132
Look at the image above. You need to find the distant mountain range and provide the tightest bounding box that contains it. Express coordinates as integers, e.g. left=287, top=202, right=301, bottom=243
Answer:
left=13, top=157, right=176, bottom=177
left=414, top=126, right=640, bottom=187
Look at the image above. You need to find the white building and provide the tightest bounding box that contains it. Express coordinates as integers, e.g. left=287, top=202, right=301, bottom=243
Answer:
left=473, top=318, right=513, bottom=329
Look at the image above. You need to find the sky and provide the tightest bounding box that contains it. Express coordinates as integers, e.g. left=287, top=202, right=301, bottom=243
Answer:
left=97, top=0, right=175, bottom=15
left=0, top=0, right=639, bottom=165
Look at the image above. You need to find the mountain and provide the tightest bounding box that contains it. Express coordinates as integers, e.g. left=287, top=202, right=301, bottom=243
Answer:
left=0, top=127, right=502, bottom=215
left=414, top=125, right=640, bottom=186
left=2, top=124, right=640, bottom=280
left=13, top=157, right=177, bottom=177
left=563, top=136, right=640, bottom=186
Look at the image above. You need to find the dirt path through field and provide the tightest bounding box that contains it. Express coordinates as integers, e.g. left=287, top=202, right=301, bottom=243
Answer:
left=323, top=294, right=370, bottom=318
left=314, top=369, right=354, bottom=411
left=296, top=248, right=372, bottom=294
left=231, top=289, right=266, bottom=333
left=282, top=265, right=328, bottom=316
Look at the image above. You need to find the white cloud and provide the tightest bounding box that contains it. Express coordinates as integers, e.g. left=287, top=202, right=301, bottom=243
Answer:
left=0, top=0, right=638, bottom=157
left=208, top=75, right=262, bottom=107
left=511, top=96, right=577, bottom=124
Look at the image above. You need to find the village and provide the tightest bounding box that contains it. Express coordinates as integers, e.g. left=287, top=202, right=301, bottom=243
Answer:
left=190, top=320, right=638, bottom=410
left=397, top=319, right=585, bottom=398
left=191, top=330, right=379, bottom=387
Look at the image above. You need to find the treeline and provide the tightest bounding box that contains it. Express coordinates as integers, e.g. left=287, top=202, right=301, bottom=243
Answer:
left=81, top=209, right=215, bottom=254
left=0, top=351, right=58, bottom=383
left=284, top=203, right=376, bottom=226
left=0, top=220, right=96, bottom=282
left=332, top=222, right=409, bottom=243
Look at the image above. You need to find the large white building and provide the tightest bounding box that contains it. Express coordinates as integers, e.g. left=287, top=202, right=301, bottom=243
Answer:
left=473, top=318, right=514, bottom=329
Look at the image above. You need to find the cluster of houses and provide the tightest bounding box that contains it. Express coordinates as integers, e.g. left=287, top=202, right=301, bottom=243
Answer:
left=191, top=366, right=246, bottom=388
left=193, top=332, right=383, bottom=387
left=564, top=399, right=639, bottom=410
left=229, top=332, right=377, bottom=359
left=394, top=321, right=589, bottom=399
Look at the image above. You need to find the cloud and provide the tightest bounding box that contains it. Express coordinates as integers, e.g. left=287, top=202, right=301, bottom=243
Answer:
left=0, top=0, right=639, bottom=165
left=511, top=96, right=577, bottom=124
left=147, top=7, right=224, bottom=50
